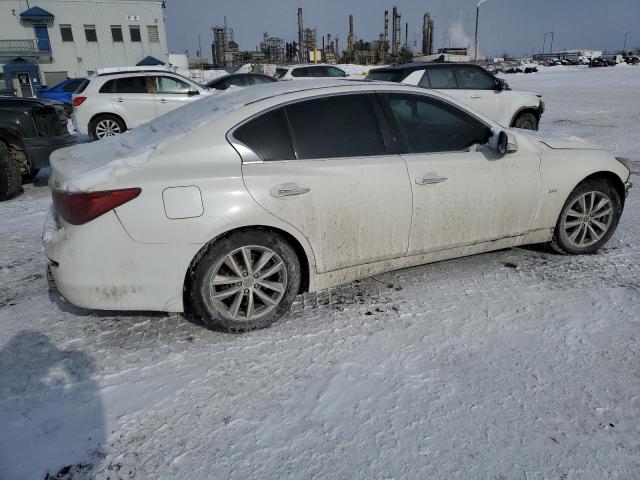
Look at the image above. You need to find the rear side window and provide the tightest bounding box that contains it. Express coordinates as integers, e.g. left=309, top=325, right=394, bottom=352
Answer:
left=455, top=66, right=497, bottom=90
left=98, top=79, right=115, bottom=93
left=425, top=68, right=458, bottom=89
left=113, top=76, right=149, bottom=94
left=62, top=80, right=83, bottom=92
left=252, top=75, right=276, bottom=85
left=234, top=109, right=295, bottom=161
left=291, top=67, right=310, bottom=77
left=284, top=94, right=386, bottom=159
left=385, top=93, right=491, bottom=153
left=75, top=79, right=90, bottom=94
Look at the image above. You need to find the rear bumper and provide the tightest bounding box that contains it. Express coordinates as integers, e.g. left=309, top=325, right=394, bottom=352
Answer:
left=24, top=135, right=76, bottom=169
left=43, top=207, right=199, bottom=313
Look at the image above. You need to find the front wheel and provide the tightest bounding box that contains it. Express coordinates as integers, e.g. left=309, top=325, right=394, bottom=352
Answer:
left=513, top=112, right=538, bottom=130
left=190, top=230, right=301, bottom=332
left=552, top=179, right=622, bottom=254
left=90, top=114, right=126, bottom=140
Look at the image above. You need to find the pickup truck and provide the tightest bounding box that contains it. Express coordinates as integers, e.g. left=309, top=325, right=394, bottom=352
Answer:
left=0, top=97, right=76, bottom=200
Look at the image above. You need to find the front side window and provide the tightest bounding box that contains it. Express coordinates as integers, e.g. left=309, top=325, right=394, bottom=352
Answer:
left=325, top=66, right=346, bottom=77
left=147, top=25, right=159, bottom=43
left=385, top=93, right=491, bottom=153
left=60, top=25, right=73, bottom=42
left=456, top=67, right=497, bottom=90
left=154, top=76, right=191, bottom=93
left=111, top=25, right=123, bottom=42
left=425, top=68, right=458, bottom=89
left=113, top=76, right=149, bottom=94
left=129, top=25, right=141, bottom=42
left=274, top=68, right=288, bottom=79
left=284, top=94, right=386, bottom=159
left=234, top=109, right=295, bottom=161
left=84, top=25, right=97, bottom=42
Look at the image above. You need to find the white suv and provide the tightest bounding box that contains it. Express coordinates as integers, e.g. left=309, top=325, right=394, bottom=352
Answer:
left=72, top=70, right=210, bottom=139
left=273, top=64, right=347, bottom=80
left=367, top=63, right=545, bottom=130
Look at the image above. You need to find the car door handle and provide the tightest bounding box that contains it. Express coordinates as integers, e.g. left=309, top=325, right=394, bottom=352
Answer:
left=115, top=97, right=124, bottom=102
left=469, top=94, right=482, bottom=99
left=270, top=183, right=311, bottom=198
left=159, top=98, right=167, bottom=103
left=415, top=176, right=448, bottom=185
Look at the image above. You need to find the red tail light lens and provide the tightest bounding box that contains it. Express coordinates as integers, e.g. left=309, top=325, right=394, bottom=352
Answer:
left=72, top=96, right=87, bottom=107
left=53, top=188, right=141, bottom=225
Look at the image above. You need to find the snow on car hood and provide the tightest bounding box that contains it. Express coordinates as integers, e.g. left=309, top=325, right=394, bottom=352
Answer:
left=517, top=130, right=605, bottom=151
left=49, top=79, right=363, bottom=192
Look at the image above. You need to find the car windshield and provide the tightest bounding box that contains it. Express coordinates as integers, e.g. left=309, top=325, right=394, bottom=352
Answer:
left=366, top=70, right=412, bottom=82
left=274, top=68, right=288, bottom=79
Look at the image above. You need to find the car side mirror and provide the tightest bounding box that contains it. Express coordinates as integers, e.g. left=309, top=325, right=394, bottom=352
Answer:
left=497, top=130, right=518, bottom=154
left=188, top=89, right=199, bottom=96
left=495, top=78, right=509, bottom=91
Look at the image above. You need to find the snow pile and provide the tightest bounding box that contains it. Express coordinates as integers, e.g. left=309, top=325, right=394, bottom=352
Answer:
left=201, top=69, right=229, bottom=82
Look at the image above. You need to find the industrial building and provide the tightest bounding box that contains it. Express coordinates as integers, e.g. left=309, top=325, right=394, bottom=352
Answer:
left=0, top=0, right=169, bottom=96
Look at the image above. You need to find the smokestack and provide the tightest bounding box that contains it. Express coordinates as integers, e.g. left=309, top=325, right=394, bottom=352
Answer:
left=391, top=7, right=397, bottom=56
left=474, top=5, right=479, bottom=61
left=297, top=7, right=305, bottom=63
left=405, top=22, right=408, bottom=49
left=422, top=13, right=434, bottom=55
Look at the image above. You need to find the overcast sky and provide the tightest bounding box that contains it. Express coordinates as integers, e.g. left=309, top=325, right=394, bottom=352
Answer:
left=164, top=0, right=639, bottom=60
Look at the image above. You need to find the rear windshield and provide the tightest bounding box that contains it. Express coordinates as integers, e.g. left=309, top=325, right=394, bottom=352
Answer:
left=274, top=68, right=288, bottom=79
left=75, top=79, right=90, bottom=94
left=366, top=70, right=412, bottom=82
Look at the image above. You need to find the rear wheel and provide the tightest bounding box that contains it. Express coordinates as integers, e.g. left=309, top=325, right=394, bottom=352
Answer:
left=90, top=114, right=126, bottom=140
left=513, top=112, right=538, bottom=130
left=190, top=230, right=301, bottom=332
left=552, top=179, right=622, bottom=254
left=0, top=143, right=23, bottom=201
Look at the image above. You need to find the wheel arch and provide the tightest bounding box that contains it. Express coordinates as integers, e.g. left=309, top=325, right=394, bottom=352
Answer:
left=182, top=225, right=313, bottom=313
left=509, top=107, right=540, bottom=128
left=573, top=170, right=627, bottom=208
left=88, top=112, right=128, bottom=135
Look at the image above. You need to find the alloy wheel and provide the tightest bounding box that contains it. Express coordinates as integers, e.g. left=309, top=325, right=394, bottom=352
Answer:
left=208, top=246, right=288, bottom=321
left=95, top=119, right=122, bottom=139
left=563, top=191, right=613, bottom=248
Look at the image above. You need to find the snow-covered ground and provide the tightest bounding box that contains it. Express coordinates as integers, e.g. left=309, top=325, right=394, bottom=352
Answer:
left=1, top=66, right=639, bottom=480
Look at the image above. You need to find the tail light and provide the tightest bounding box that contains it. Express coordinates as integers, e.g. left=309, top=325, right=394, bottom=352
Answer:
left=53, top=188, right=141, bottom=225
left=72, top=96, right=87, bottom=107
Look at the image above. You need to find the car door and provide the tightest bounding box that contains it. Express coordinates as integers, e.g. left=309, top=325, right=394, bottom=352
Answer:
left=381, top=92, right=541, bottom=254
left=238, top=93, right=413, bottom=273
left=421, top=66, right=466, bottom=103
left=153, top=75, right=199, bottom=116
left=453, top=65, right=508, bottom=123
left=110, top=75, right=156, bottom=128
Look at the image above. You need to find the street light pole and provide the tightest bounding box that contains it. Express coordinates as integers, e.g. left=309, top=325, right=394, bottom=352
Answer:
left=550, top=31, right=554, bottom=55
left=474, top=5, right=480, bottom=61
left=623, top=31, right=631, bottom=53
left=542, top=31, right=552, bottom=55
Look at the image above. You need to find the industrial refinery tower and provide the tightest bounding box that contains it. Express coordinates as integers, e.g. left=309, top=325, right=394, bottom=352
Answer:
left=422, top=13, right=434, bottom=56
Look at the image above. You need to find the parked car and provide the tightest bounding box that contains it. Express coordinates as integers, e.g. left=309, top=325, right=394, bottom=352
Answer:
left=367, top=63, right=545, bottom=130
left=205, top=73, right=276, bottom=90
left=38, top=77, right=86, bottom=107
left=589, top=57, right=610, bottom=68
left=0, top=97, right=75, bottom=200
left=273, top=64, right=347, bottom=80
left=44, top=80, right=632, bottom=332
left=72, top=69, right=210, bottom=139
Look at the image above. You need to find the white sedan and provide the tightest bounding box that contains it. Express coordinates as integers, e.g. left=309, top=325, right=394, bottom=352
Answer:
left=44, top=80, right=632, bottom=332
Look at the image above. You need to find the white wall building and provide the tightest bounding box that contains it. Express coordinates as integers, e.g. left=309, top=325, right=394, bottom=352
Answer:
left=0, top=0, right=168, bottom=95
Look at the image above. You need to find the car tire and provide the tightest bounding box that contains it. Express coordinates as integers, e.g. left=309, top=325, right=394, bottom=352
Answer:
left=0, top=143, right=23, bottom=201
left=551, top=178, right=622, bottom=255
left=513, top=112, right=538, bottom=130
left=90, top=114, right=126, bottom=140
left=190, top=229, right=302, bottom=332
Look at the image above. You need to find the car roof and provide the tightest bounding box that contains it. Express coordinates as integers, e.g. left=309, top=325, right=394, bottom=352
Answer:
left=369, top=62, right=474, bottom=73
left=285, top=64, right=344, bottom=69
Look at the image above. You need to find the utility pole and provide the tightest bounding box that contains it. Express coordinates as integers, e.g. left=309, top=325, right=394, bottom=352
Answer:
left=549, top=31, right=554, bottom=55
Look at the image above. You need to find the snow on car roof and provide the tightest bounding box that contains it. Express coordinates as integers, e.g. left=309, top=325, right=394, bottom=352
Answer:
left=50, top=80, right=383, bottom=191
